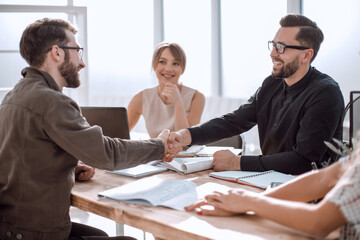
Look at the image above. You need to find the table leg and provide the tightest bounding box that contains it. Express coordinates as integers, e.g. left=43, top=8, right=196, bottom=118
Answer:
left=116, top=223, right=124, bottom=236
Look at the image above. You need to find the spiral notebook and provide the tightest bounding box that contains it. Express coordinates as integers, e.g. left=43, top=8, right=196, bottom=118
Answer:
left=210, top=170, right=295, bottom=189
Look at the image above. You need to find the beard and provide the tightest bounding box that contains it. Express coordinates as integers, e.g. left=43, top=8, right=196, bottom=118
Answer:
left=271, top=56, right=300, bottom=79
left=58, top=53, right=80, bottom=88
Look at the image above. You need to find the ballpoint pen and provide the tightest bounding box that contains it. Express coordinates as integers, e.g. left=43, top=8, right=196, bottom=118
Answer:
left=311, top=161, right=318, bottom=171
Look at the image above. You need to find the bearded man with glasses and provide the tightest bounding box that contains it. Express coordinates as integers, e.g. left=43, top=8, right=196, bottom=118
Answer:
left=0, top=18, right=181, bottom=240
left=169, top=14, right=344, bottom=175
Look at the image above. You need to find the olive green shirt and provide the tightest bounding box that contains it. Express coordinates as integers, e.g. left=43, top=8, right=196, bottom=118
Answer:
left=0, top=67, right=164, bottom=240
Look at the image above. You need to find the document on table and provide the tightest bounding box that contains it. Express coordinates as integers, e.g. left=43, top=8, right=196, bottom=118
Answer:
left=98, top=177, right=198, bottom=211
left=153, top=157, right=214, bottom=174
left=106, top=156, right=215, bottom=178
left=98, top=176, right=232, bottom=211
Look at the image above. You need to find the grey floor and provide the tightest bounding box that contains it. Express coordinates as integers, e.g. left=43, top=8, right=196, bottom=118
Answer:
left=70, top=206, right=154, bottom=240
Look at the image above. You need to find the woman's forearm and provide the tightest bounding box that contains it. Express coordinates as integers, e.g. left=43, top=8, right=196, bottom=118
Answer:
left=174, top=100, right=190, bottom=130
left=264, top=162, right=341, bottom=202
left=250, top=194, right=345, bottom=238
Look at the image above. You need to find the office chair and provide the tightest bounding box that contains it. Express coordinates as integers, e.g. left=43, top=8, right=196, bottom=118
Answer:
left=341, top=91, right=360, bottom=149
left=206, top=134, right=245, bottom=154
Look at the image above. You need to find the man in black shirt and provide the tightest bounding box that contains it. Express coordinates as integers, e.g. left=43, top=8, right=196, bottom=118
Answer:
left=168, top=14, right=344, bottom=175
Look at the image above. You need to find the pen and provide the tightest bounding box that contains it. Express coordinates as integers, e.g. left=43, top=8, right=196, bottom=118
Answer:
left=266, top=182, right=282, bottom=191
left=311, top=162, right=318, bottom=171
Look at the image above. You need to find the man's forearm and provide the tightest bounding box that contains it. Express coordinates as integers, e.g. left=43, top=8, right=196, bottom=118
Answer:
left=240, top=151, right=313, bottom=175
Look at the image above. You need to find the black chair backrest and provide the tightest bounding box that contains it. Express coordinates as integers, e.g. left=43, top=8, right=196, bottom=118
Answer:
left=342, top=91, right=360, bottom=148
left=206, top=134, right=245, bottom=153
left=80, top=106, right=130, bottom=139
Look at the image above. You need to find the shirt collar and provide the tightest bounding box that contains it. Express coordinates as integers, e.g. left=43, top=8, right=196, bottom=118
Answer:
left=21, top=67, right=61, bottom=92
left=282, top=66, right=314, bottom=96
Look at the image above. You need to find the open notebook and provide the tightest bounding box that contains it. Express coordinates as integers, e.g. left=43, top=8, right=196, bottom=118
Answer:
left=210, top=170, right=295, bottom=189
left=106, top=157, right=214, bottom=178
left=98, top=177, right=232, bottom=211
left=80, top=106, right=130, bottom=139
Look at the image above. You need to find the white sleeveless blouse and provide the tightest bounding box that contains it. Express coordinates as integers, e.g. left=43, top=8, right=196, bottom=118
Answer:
left=142, top=85, right=196, bottom=138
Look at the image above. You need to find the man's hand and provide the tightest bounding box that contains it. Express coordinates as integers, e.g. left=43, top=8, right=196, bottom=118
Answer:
left=168, top=129, right=192, bottom=148
left=75, top=161, right=95, bottom=181
left=158, top=129, right=182, bottom=162
left=213, top=150, right=241, bottom=171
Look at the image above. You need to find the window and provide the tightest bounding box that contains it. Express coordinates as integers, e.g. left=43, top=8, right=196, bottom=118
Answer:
left=0, top=0, right=66, bottom=5
left=2, top=1, right=358, bottom=106
left=0, top=3, right=87, bottom=103
left=74, top=0, right=154, bottom=103
left=221, top=0, right=287, bottom=98
left=163, top=0, right=212, bottom=96
left=303, top=0, right=360, bottom=103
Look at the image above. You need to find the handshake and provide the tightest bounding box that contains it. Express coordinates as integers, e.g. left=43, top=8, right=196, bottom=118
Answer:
left=157, top=129, right=242, bottom=172
left=157, top=129, right=192, bottom=162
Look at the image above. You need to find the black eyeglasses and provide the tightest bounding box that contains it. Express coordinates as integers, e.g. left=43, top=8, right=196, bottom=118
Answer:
left=268, top=41, right=310, bottom=54
left=59, top=46, right=84, bottom=60
left=45, top=45, right=84, bottom=60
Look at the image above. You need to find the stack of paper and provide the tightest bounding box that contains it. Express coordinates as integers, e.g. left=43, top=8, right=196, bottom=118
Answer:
left=155, top=157, right=214, bottom=174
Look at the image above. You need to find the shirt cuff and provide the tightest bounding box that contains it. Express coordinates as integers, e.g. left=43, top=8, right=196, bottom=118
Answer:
left=151, top=138, right=165, bottom=159
left=240, top=155, right=265, bottom=171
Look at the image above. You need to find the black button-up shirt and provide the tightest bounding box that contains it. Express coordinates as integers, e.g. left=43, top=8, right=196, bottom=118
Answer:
left=189, top=67, right=344, bottom=174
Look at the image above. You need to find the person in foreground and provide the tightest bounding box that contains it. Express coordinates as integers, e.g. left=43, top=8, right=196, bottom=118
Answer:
left=185, top=140, right=360, bottom=240
left=0, top=18, right=181, bottom=240
left=169, top=14, right=344, bottom=175
left=127, top=42, right=205, bottom=138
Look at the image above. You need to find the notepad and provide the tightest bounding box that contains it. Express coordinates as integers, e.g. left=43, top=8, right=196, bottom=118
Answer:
left=210, top=170, right=295, bottom=189
left=106, top=162, right=167, bottom=178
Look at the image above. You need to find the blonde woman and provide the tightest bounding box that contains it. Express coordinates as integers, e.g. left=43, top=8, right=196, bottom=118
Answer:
left=127, top=42, right=205, bottom=138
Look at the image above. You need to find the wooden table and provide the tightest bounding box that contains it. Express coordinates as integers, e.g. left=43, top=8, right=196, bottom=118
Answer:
left=71, top=169, right=315, bottom=240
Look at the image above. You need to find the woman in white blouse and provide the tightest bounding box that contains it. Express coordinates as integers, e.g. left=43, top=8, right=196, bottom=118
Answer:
left=127, top=42, right=205, bottom=138
left=186, top=139, right=360, bottom=239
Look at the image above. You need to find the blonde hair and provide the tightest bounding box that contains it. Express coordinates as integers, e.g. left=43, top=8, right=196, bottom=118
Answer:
left=152, top=42, right=186, bottom=73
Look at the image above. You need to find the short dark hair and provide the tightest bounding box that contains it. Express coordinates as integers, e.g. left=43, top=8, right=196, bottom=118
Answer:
left=152, top=42, right=186, bottom=73
left=19, top=18, right=77, bottom=68
left=280, top=14, right=324, bottom=62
